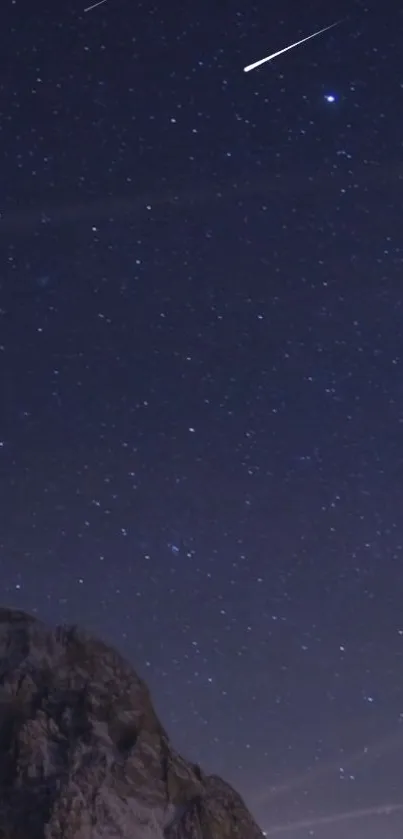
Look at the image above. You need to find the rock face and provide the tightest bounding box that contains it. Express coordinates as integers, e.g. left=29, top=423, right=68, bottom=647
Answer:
left=0, top=608, right=263, bottom=839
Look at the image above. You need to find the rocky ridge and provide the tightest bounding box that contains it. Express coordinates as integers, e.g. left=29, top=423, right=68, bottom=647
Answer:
left=0, top=607, right=264, bottom=839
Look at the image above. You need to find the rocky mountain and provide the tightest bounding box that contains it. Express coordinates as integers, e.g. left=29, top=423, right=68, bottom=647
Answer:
left=0, top=607, right=264, bottom=839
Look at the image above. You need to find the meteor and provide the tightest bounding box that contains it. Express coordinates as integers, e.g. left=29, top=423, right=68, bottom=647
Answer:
left=264, top=804, right=403, bottom=835
left=84, top=0, right=108, bottom=11
left=243, top=20, right=341, bottom=73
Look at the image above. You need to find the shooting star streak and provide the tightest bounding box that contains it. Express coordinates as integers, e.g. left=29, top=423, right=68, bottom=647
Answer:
left=243, top=20, right=341, bottom=73
left=84, top=0, right=108, bottom=11
left=255, top=727, right=403, bottom=805
left=264, top=804, right=403, bottom=835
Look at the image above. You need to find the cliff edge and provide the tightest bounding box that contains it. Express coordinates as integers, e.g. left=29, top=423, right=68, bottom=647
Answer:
left=0, top=607, right=263, bottom=839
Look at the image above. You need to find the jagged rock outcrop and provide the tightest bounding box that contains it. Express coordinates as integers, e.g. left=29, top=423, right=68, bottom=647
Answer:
left=0, top=607, right=263, bottom=839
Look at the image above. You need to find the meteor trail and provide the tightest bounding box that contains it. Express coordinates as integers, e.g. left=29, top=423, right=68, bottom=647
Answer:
left=264, top=804, right=403, bottom=835
left=84, top=0, right=108, bottom=11
left=243, top=20, right=341, bottom=73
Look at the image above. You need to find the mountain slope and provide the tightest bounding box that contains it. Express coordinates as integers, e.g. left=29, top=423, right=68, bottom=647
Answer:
left=0, top=607, right=263, bottom=839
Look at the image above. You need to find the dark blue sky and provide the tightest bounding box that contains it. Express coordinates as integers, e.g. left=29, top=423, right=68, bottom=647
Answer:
left=1, top=0, right=403, bottom=835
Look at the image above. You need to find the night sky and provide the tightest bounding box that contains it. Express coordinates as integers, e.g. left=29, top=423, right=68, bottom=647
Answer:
left=1, top=0, right=403, bottom=835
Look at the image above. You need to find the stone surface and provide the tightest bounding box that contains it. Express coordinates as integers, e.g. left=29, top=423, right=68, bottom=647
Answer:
left=0, top=607, right=263, bottom=839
